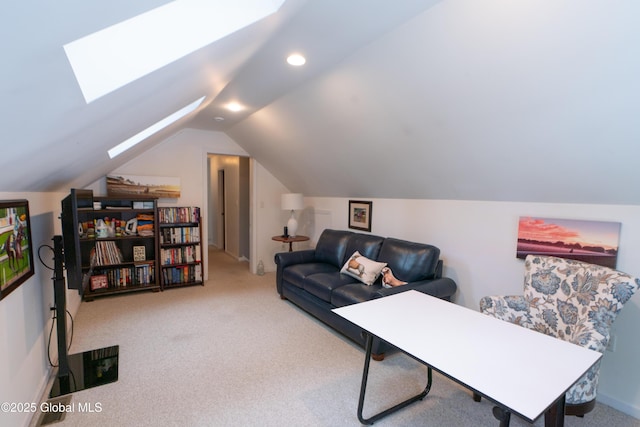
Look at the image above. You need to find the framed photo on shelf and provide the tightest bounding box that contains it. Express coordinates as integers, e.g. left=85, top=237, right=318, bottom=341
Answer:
left=133, top=245, right=146, bottom=262
left=0, top=199, right=35, bottom=301
left=90, top=274, right=109, bottom=291
left=348, top=200, right=372, bottom=232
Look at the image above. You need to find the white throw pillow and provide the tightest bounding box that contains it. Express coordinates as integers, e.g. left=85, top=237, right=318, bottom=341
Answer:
left=340, top=251, right=387, bottom=286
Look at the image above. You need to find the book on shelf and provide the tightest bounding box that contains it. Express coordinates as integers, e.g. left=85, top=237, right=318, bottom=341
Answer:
left=162, top=264, right=202, bottom=285
left=160, top=227, right=200, bottom=244
left=135, top=263, right=155, bottom=285
left=160, top=244, right=201, bottom=265
left=158, top=207, right=201, bottom=224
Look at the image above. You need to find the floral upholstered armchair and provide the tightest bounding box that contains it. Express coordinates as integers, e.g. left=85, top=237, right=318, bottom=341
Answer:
left=478, top=255, right=639, bottom=417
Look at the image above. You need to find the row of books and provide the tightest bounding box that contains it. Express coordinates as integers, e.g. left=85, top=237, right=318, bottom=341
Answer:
left=160, top=244, right=201, bottom=265
left=162, top=264, right=202, bottom=285
left=92, top=241, right=123, bottom=265
left=90, top=264, right=155, bottom=290
left=158, top=207, right=201, bottom=224
left=159, top=227, right=200, bottom=244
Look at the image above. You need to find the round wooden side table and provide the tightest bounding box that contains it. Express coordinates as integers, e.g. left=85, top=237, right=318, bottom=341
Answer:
left=272, top=235, right=310, bottom=252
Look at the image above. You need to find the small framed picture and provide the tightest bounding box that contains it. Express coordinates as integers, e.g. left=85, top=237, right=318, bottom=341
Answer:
left=348, top=200, right=372, bottom=232
left=90, top=274, right=108, bottom=291
left=133, top=246, right=146, bottom=262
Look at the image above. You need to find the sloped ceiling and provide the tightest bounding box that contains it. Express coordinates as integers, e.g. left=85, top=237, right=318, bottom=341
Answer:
left=226, top=0, right=640, bottom=204
left=3, top=0, right=640, bottom=205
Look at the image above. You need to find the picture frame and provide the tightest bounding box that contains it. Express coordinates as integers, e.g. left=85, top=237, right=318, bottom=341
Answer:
left=0, top=199, right=35, bottom=301
left=517, top=216, right=621, bottom=268
left=133, top=245, right=146, bottom=262
left=107, top=174, right=181, bottom=198
left=90, top=274, right=109, bottom=291
left=348, top=200, right=372, bottom=232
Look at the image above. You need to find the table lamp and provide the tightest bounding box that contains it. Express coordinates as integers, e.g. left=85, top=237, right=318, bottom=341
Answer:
left=281, top=193, right=303, bottom=237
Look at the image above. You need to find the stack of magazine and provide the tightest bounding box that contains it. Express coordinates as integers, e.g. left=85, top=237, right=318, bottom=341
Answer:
left=92, top=241, right=124, bottom=265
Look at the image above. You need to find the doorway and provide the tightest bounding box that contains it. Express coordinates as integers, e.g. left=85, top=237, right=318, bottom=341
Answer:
left=218, top=169, right=226, bottom=251
left=207, top=155, right=250, bottom=261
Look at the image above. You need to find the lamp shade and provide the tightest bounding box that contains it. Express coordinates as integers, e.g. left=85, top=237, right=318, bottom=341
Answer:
left=281, top=193, right=304, bottom=211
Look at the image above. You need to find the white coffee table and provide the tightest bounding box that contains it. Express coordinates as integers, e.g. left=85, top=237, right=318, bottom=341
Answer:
left=333, top=290, right=602, bottom=426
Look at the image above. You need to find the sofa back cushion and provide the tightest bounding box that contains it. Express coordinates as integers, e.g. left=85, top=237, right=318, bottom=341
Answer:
left=377, top=238, right=440, bottom=282
left=315, top=229, right=353, bottom=267
left=343, top=233, right=385, bottom=264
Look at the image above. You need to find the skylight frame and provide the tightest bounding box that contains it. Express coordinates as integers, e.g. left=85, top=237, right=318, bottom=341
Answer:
left=108, top=96, right=206, bottom=159
left=64, top=0, right=285, bottom=103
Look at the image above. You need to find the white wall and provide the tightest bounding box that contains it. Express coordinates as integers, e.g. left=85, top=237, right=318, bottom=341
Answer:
left=296, top=196, right=640, bottom=418
left=251, top=161, right=305, bottom=273
left=0, top=191, right=70, bottom=427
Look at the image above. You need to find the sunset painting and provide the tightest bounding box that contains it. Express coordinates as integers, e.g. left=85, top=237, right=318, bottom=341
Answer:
left=517, top=217, right=621, bottom=268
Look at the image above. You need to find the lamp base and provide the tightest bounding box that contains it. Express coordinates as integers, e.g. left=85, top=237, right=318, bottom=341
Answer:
left=287, top=214, right=298, bottom=237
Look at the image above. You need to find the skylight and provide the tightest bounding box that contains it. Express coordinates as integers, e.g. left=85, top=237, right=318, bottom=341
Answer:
left=65, top=0, right=285, bottom=103
left=108, top=96, right=205, bottom=159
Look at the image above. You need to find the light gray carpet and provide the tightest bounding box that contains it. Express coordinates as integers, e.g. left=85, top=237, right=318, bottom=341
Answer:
left=36, top=249, right=640, bottom=427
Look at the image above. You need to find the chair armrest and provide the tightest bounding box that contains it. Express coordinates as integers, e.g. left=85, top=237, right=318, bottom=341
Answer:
left=479, top=295, right=531, bottom=327
left=374, top=277, right=457, bottom=300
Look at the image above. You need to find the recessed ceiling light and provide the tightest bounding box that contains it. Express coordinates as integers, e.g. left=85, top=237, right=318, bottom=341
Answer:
left=286, top=54, right=306, bottom=66
left=214, top=116, right=225, bottom=122
left=226, top=102, right=243, bottom=112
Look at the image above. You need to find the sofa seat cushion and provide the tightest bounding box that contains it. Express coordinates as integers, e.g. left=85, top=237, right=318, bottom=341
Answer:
left=283, top=263, right=338, bottom=289
left=304, top=272, right=360, bottom=302
left=331, top=283, right=384, bottom=307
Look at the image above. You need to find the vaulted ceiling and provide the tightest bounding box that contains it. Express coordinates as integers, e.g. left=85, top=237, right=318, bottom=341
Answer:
left=3, top=1, right=639, bottom=205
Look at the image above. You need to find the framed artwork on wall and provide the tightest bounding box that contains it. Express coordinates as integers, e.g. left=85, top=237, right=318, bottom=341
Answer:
left=0, top=199, right=35, bottom=301
left=107, top=174, right=181, bottom=198
left=516, top=216, right=621, bottom=268
left=348, top=200, right=372, bottom=232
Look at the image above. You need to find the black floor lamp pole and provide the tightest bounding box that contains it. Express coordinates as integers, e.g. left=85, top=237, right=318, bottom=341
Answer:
left=53, top=235, right=71, bottom=394
left=49, top=235, right=119, bottom=398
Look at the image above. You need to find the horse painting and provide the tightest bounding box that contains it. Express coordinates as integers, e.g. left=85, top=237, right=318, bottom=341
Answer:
left=1, top=223, right=24, bottom=273
left=0, top=201, right=34, bottom=300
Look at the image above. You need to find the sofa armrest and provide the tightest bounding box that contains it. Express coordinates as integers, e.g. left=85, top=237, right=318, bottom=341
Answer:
left=479, top=295, right=531, bottom=327
left=274, top=249, right=317, bottom=295
left=434, top=259, right=443, bottom=279
left=374, top=277, right=457, bottom=300
left=274, top=249, right=317, bottom=268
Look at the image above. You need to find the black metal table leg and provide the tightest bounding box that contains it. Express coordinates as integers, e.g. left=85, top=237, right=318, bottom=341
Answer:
left=544, top=395, right=566, bottom=427
left=357, top=333, right=432, bottom=425
left=493, top=406, right=511, bottom=427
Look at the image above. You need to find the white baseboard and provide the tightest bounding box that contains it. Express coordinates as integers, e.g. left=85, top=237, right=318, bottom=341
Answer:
left=597, top=392, right=640, bottom=420
left=27, top=365, right=56, bottom=427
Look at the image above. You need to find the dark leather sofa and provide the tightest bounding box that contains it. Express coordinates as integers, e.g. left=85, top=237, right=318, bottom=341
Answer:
left=274, top=229, right=457, bottom=359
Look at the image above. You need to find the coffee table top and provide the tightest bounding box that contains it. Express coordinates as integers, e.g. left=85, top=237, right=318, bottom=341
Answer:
left=333, top=290, right=602, bottom=422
